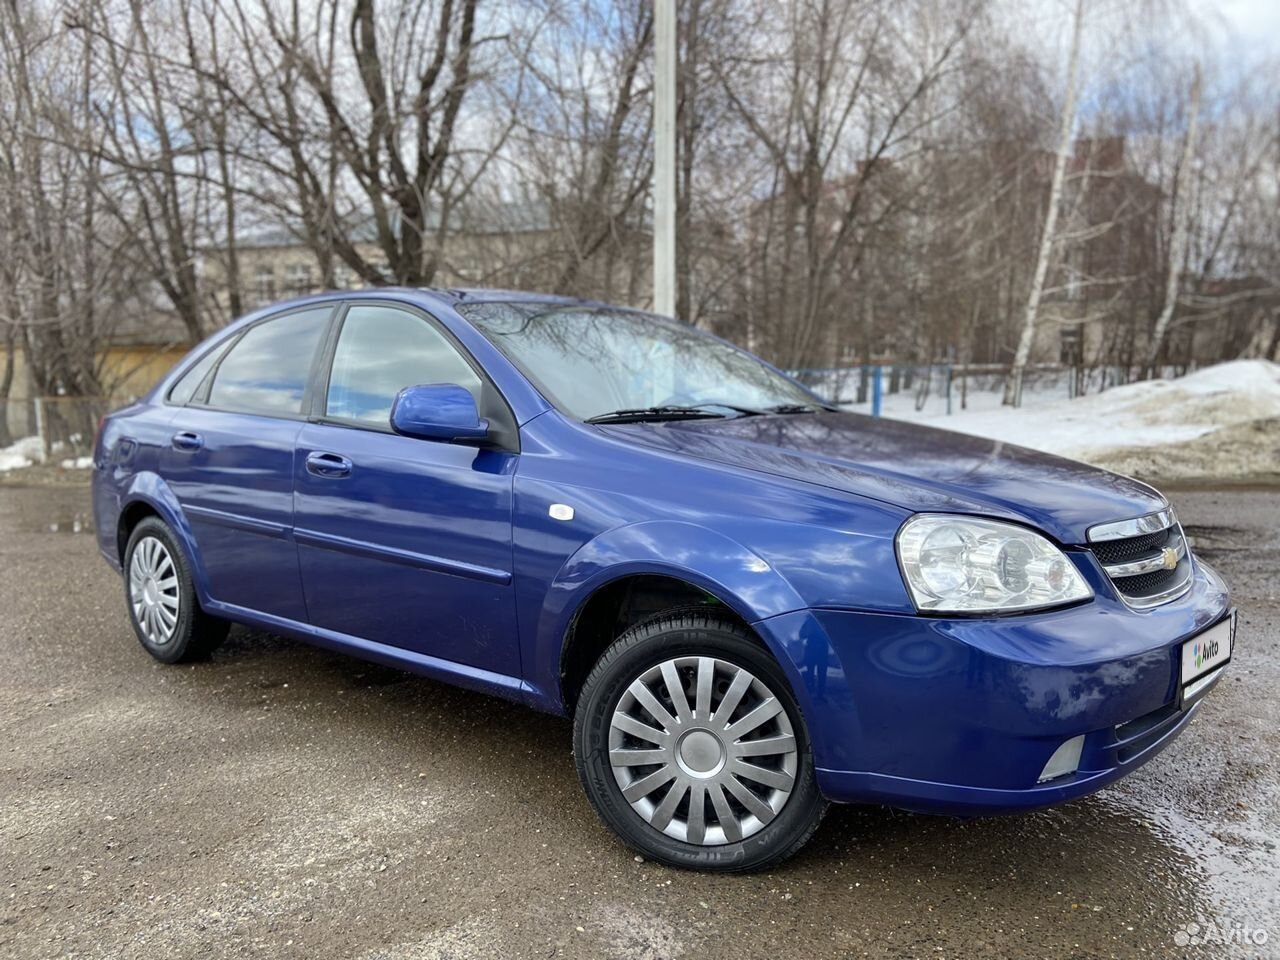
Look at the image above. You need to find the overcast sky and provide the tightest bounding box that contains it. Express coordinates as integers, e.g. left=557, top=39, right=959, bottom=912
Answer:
left=1007, top=0, right=1277, bottom=120
left=1187, top=0, right=1280, bottom=65
left=1198, top=0, right=1280, bottom=37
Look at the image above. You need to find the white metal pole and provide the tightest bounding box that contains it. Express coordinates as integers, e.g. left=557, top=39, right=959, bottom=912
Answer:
left=653, top=0, right=677, bottom=318
left=34, top=397, right=46, bottom=460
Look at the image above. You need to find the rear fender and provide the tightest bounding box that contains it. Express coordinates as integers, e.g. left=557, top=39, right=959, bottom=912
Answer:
left=118, top=472, right=216, bottom=608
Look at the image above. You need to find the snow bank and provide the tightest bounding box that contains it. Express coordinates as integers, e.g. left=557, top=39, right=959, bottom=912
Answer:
left=872, top=360, right=1280, bottom=481
left=1, top=438, right=95, bottom=473
left=0, top=437, right=45, bottom=472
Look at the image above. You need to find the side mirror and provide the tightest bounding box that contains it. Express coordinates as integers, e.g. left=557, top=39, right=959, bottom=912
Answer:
left=390, top=383, right=489, bottom=443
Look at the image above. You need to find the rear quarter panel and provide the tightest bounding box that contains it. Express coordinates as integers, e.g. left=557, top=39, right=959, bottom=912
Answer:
left=92, top=403, right=177, bottom=569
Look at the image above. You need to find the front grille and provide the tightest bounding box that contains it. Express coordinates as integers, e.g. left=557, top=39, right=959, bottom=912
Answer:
left=1087, top=509, right=1193, bottom=609
left=1115, top=564, right=1183, bottom=597
left=1090, top=528, right=1171, bottom=566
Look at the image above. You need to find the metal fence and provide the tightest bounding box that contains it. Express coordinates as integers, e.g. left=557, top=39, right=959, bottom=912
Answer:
left=788, top=363, right=1193, bottom=415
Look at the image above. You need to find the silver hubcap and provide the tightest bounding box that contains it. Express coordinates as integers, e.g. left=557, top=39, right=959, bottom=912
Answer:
left=129, top=536, right=180, bottom=645
left=608, top=656, right=798, bottom=846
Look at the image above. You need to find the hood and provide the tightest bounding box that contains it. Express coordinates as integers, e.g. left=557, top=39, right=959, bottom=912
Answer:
left=603, top=412, right=1166, bottom=545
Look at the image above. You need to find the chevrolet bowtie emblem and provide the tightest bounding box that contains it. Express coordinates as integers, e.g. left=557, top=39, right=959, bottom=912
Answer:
left=1161, top=546, right=1179, bottom=570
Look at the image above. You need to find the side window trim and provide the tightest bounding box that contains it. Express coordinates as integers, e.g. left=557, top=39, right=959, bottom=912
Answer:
left=191, top=331, right=244, bottom=406
left=164, top=336, right=236, bottom=406
left=301, top=300, right=346, bottom=419
left=307, top=299, right=352, bottom=423
left=193, top=302, right=337, bottom=419
left=308, top=299, right=520, bottom=452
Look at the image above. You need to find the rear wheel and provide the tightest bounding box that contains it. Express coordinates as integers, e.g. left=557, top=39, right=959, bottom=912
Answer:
left=573, top=609, right=826, bottom=871
left=124, top=517, right=228, bottom=663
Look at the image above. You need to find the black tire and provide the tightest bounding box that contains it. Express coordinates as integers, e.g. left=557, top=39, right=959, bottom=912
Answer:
left=123, top=517, right=229, bottom=664
left=573, top=608, right=827, bottom=872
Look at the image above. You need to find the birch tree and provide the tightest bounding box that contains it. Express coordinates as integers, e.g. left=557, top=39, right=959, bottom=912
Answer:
left=1144, top=64, right=1201, bottom=374
left=1003, top=0, right=1084, bottom=406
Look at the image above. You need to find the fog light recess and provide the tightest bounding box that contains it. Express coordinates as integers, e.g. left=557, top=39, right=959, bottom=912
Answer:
left=1037, top=735, right=1085, bottom=783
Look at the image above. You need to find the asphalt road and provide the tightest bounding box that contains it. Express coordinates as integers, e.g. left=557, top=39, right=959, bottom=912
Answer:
left=2, top=482, right=1278, bottom=960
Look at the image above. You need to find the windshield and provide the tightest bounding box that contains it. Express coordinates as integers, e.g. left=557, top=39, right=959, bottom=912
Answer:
left=459, top=302, right=818, bottom=421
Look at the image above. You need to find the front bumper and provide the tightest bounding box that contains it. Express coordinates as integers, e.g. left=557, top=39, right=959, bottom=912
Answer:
left=755, top=559, right=1233, bottom=815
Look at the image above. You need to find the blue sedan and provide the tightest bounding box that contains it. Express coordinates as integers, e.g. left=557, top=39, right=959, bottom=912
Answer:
left=91, top=289, right=1235, bottom=871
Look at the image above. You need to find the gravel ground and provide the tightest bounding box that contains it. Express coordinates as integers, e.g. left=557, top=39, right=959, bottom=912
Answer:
left=1, top=482, right=1278, bottom=960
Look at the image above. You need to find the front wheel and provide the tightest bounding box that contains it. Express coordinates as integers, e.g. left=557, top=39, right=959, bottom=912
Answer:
left=573, top=609, right=827, bottom=871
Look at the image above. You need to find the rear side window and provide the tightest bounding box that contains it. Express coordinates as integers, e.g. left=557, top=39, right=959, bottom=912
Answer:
left=207, top=308, right=330, bottom=416
left=325, top=305, right=482, bottom=425
left=167, top=341, right=228, bottom=405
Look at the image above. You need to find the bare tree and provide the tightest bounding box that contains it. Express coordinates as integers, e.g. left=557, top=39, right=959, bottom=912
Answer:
left=1144, top=65, right=1201, bottom=373
left=181, top=0, right=246, bottom=321
left=2, top=0, right=1272, bottom=415
left=1003, top=0, right=1084, bottom=406
left=497, top=1, right=654, bottom=301
left=64, top=0, right=216, bottom=345
left=0, top=0, right=160, bottom=447
left=720, top=0, right=982, bottom=369
left=210, top=0, right=510, bottom=288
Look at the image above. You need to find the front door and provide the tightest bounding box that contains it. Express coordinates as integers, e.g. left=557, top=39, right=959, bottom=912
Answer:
left=291, top=303, right=521, bottom=679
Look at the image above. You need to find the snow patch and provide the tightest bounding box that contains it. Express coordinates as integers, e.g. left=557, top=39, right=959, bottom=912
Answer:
left=0, top=436, right=45, bottom=472
left=866, top=360, right=1280, bottom=480
left=1, top=439, right=93, bottom=472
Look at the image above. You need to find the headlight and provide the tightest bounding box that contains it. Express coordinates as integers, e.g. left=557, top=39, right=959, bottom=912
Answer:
left=896, top=515, right=1092, bottom=613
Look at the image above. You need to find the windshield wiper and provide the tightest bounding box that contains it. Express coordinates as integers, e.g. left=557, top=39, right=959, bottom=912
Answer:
left=585, top=405, right=731, bottom=424
left=585, top=401, right=828, bottom=424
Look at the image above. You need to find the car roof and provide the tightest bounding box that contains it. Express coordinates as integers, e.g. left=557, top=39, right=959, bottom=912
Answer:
left=214, top=287, right=623, bottom=344
left=245, top=286, right=623, bottom=319
left=337, top=286, right=595, bottom=310
left=442, top=287, right=589, bottom=306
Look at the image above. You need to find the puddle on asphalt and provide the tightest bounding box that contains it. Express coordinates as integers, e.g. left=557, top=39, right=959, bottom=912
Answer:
left=784, top=790, right=1211, bottom=956
left=1100, top=780, right=1280, bottom=954
left=4, top=485, right=97, bottom=535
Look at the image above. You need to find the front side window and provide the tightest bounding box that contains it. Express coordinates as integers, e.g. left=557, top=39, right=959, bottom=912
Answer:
left=459, top=303, right=816, bottom=421
left=206, top=307, right=330, bottom=415
left=325, top=305, right=482, bottom=426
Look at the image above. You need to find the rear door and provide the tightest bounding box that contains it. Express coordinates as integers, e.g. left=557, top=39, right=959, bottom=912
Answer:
left=291, top=301, right=521, bottom=679
left=161, top=304, right=333, bottom=622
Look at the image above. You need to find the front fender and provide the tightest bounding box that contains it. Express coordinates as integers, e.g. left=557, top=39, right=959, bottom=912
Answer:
left=529, top=520, right=810, bottom=712
left=119, top=472, right=216, bottom=608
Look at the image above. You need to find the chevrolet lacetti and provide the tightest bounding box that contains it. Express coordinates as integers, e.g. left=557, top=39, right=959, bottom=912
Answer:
left=91, top=289, right=1235, bottom=871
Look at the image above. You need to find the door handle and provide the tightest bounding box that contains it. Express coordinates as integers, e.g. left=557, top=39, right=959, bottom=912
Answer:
left=171, top=431, right=204, bottom=452
left=305, top=451, right=353, bottom=478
